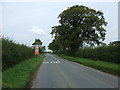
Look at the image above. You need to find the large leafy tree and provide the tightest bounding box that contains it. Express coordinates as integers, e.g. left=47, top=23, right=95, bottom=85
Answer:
left=50, top=5, right=107, bottom=54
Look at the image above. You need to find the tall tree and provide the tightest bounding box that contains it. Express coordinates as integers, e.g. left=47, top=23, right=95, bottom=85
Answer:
left=50, top=5, right=107, bottom=54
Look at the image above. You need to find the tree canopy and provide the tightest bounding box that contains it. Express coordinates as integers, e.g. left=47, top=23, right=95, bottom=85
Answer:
left=32, top=38, right=42, bottom=45
left=48, top=5, right=107, bottom=54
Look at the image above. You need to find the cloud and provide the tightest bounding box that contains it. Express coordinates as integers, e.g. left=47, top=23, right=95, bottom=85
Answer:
left=29, top=26, right=45, bottom=36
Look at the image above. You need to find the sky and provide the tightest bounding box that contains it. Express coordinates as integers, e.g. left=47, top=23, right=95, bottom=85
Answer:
left=0, top=1, right=119, bottom=51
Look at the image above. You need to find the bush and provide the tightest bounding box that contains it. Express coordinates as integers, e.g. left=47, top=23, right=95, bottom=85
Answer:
left=75, top=43, right=119, bottom=63
left=2, top=37, right=34, bottom=70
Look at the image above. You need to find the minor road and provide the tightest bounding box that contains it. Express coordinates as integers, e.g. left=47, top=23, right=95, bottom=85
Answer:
left=32, top=53, right=118, bottom=88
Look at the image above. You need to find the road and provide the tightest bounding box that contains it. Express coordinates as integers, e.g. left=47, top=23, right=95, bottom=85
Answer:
left=32, top=53, right=118, bottom=88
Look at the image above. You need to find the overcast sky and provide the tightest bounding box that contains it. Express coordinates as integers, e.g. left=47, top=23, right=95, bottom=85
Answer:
left=0, top=1, right=118, bottom=50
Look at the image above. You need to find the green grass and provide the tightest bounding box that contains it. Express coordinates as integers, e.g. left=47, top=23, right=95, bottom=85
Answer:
left=2, top=54, right=44, bottom=88
left=58, top=54, right=120, bottom=76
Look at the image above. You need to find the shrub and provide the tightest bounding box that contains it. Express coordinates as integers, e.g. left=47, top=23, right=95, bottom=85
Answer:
left=75, top=43, right=119, bottom=63
left=2, top=37, right=34, bottom=70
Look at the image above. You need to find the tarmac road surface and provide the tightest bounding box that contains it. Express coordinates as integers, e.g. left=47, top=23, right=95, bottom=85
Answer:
left=32, top=53, right=118, bottom=88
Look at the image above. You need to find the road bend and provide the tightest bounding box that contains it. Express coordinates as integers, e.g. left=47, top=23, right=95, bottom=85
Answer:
left=32, top=53, right=118, bottom=88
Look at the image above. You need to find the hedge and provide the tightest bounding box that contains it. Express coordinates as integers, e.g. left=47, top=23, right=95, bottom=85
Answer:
left=2, top=37, right=34, bottom=70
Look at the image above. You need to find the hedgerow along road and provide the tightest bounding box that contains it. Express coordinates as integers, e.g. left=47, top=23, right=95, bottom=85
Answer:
left=32, top=53, right=118, bottom=88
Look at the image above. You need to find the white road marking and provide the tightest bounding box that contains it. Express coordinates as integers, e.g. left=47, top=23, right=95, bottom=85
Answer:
left=43, top=61, right=60, bottom=64
left=52, top=56, right=61, bottom=63
left=43, top=54, right=61, bottom=64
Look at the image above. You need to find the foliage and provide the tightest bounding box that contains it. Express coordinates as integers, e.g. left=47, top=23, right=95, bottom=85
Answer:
left=2, top=54, right=44, bottom=88
left=75, top=41, right=120, bottom=63
left=41, top=46, right=46, bottom=52
left=32, top=38, right=42, bottom=45
left=2, top=37, right=34, bottom=70
left=49, top=5, right=107, bottom=54
left=48, top=39, right=60, bottom=53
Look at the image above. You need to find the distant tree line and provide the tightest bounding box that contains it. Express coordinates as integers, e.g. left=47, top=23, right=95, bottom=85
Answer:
left=48, top=5, right=119, bottom=63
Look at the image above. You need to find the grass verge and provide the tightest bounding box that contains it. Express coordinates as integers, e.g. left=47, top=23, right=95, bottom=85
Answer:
left=58, top=54, right=120, bottom=77
left=2, top=54, right=44, bottom=88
